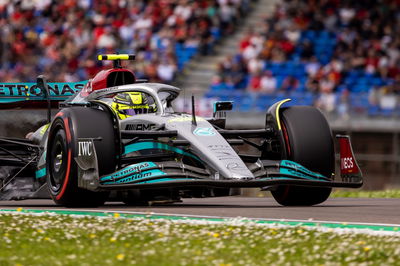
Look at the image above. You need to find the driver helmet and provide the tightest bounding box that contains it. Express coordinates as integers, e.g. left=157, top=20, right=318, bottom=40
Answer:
left=111, top=92, right=156, bottom=119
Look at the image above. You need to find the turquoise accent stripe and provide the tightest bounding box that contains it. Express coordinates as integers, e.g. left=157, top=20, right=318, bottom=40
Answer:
left=278, top=168, right=324, bottom=181
left=103, top=169, right=166, bottom=185
left=0, top=97, right=73, bottom=101
left=35, top=168, right=46, bottom=179
left=260, top=177, right=296, bottom=181
left=123, top=142, right=199, bottom=161
left=193, top=127, right=215, bottom=136
left=136, top=178, right=196, bottom=184
left=101, top=162, right=157, bottom=182
left=0, top=99, right=26, bottom=103
left=280, top=160, right=328, bottom=181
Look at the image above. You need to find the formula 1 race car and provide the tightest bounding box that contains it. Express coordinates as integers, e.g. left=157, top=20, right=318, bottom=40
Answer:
left=0, top=54, right=363, bottom=207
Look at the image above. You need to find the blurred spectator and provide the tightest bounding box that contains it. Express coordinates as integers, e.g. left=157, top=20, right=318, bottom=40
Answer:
left=306, top=76, right=319, bottom=94
left=372, top=85, right=398, bottom=111
left=229, top=63, right=247, bottom=89
left=315, top=91, right=336, bottom=113
left=247, top=72, right=262, bottom=93
left=284, top=25, right=300, bottom=44
left=299, top=40, right=314, bottom=60
left=210, top=0, right=400, bottom=116
left=281, top=75, right=299, bottom=92
left=210, top=75, right=234, bottom=91
left=243, top=43, right=259, bottom=61
left=337, top=89, right=350, bottom=119
left=0, top=0, right=251, bottom=83
left=247, top=57, right=264, bottom=74
left=305, top=56, right=320, bottom=77
left=218, top=55, right=235, bottom=76
left=157, top=59, right=177, bottom=82
left=260, top=71, right=277, bottom=94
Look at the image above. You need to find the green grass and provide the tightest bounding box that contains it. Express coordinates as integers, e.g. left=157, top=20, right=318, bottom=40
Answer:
left=0, top=214, right=399, bottom=265
left=331, top=189, right=400, bottom=198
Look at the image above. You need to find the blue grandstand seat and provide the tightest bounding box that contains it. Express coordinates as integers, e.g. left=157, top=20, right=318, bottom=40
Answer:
left=175, top=43, right=184, bottom=50
left=349, top=70, right=363, bottom=77
left=288, top=91, right=303, bottom=98
left=209, top=83, right=231, bottom=91
left=286, top=91, right=314, bottom=106
left=387, top=79, right=395, bottom=85
left=234, top=76, right=249, bottom=90
left=276, top=76, right=285, bottom=88
left=349, top=93, right=369, bottom=113
left=367, top=105, right=380, bottom=116
left=211, top=28, right=221, bottom=40
left=204, top=91, right=218, bottom=98
left=372, top=77, right=384, bottom=86
left=186, top=47, right=198, bottom=57
left=351, top=85, right=370, bottom=93
left=357, top=78, right=369, bottom=85
left=236, top=95, right=254, bottom=111
left=303, top=30, right=316, bottom=40
left=336, top=85, right=347, bottom=92
left=301, top=92, right=315, bottom=105
left=319, top=30, right=336, bottom=39
left=216, top=95, right=231, bottom=101
left=381, top=108, right=395, bottom=117
left=254, top=94, right=275, bottom=111
left=205, top=89, right=233, bottom=98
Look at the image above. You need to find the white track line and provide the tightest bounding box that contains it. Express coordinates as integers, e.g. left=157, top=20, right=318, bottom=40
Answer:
left=2, top=207, right=400, bottom=228
left=67, top=209, right=400, bottom=228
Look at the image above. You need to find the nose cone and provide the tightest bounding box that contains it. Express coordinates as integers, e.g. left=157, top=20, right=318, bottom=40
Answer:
left=223, top=162, right=254, bottom=180
left=230, top=172, right=254, bottom=180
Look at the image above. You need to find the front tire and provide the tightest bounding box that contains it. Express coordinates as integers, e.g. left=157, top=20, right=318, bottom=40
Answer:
left=47, top=107, right=117, bottom=207
left=271, top=106, right=334, bottom=206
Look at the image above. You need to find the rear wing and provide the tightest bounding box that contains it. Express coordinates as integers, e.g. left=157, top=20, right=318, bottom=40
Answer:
left=0, top=79, right=87, bottom=108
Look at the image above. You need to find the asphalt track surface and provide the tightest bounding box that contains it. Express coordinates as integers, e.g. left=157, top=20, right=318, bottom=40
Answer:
left=0, top=197, right=399, bottom=225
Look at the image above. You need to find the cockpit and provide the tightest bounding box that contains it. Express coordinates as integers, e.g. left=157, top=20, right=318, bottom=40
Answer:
left=63, top=54, right=181, bottom=118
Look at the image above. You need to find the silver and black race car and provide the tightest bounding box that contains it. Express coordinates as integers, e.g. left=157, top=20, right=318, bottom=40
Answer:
left=0, top=54, right=362, bottom=207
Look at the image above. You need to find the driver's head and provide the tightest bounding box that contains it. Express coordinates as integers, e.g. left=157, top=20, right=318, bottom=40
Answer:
left=111, top=92, right=154, bottom=119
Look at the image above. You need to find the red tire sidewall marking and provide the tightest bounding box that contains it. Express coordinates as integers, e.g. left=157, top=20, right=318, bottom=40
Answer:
left=280, top=119, right=291, bottom=199
left=281, top=120, right=291, bottom=157
left=55, top=111, right=64, bottom=118
left=55, top=117, right=72, bottom=200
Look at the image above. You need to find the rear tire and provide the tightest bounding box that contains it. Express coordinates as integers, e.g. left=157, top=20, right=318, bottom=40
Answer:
left=271, top=106, right=334, bottom=206
left=47, top=107, right=117, bottom=207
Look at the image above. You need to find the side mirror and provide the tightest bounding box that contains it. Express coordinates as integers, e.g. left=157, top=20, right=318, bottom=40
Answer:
left=213, top=101, right=233, bottom=118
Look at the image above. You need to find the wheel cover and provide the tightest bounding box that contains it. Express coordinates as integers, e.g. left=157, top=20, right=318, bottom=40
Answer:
left=49, top=135, right=67, bottom=193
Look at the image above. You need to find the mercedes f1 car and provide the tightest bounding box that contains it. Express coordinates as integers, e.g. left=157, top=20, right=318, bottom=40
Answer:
left=0, top=54, right=362, bottom=207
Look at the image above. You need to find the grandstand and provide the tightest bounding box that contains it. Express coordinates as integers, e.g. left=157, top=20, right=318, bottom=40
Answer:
left=0, top=0, right=250, bottom=83
left=191, top=0, right=399, bottom=189
left=2, top=0, right=399, bottom=119
left=204, top=0, right=400, bottom=117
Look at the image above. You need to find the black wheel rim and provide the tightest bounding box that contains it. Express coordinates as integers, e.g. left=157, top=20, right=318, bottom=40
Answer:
left=49, top=132, right=67, bottom=193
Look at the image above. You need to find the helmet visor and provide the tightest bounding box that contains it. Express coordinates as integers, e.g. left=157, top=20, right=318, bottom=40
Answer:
left=123, top=109, right=138, bottom=116
left=121, top=108, right=148, bottom=116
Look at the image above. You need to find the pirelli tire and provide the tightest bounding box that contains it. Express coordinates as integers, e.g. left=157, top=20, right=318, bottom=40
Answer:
left=271, top=106, right=335, bottom=206
left=46, top=107, right=117, bottom=207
